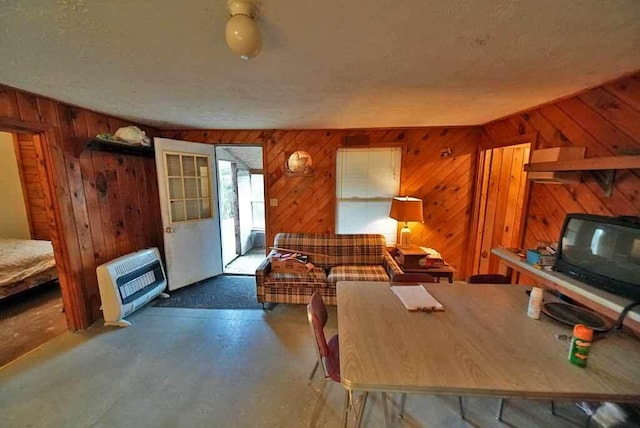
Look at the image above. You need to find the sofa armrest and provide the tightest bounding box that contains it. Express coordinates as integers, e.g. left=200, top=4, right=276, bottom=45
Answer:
left=255, top=251, right=275, bottom=278
left=255, top=251, right=275, bottom=304
left=383, top=250, right=403, bottom=279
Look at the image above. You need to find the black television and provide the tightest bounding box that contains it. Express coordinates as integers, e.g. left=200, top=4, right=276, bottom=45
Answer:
left=556, top=213, right=640, bottom=301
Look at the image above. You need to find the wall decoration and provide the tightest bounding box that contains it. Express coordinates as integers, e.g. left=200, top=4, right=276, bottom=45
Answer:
left=285, top=150, right=314, bottom=176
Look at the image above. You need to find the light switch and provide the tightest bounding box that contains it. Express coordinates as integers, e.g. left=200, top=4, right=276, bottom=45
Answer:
left=270, top=198, right=278, bottom=207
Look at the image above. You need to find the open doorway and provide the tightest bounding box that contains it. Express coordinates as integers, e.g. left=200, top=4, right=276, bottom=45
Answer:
left=469, top=139, right=532, bottom=278
left=0, top=130, right=65, bottom=366
left=215, top=146, right=265, bottom=275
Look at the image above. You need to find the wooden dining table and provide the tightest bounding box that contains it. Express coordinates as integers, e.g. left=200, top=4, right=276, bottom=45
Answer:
left=337, top=281, right=640, bottom=426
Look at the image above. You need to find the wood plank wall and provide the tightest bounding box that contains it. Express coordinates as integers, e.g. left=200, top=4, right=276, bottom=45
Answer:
left=14, top=133, right=51, bottom=240
left=5, top=70, right=634, bottom=327
left=161, top=127, right=481, bottom=278
left=483, top=72, right=640, bottom=256
left=0, top=84, right=162, bottom=329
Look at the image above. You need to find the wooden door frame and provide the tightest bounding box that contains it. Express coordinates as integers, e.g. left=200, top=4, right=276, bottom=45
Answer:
left=230, top=162, right=242, bottom=256
left=465, top=132, right=538, bottom=279
left=210, top=143, right=267, bottom=256
left=11, top=132, right=36, bottom=238
left=0, top=117, right=86, bottom=330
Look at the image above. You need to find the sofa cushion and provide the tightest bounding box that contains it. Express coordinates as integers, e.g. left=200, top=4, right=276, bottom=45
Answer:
left=327, top=265, right=390, bottom=285
left=273, top=233, right=386, bottom=269
left=264, top=267, right=328, bottom=289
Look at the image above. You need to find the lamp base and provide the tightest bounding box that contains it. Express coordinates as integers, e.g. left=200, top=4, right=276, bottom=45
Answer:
left=399, top=225, right=412, bottom=248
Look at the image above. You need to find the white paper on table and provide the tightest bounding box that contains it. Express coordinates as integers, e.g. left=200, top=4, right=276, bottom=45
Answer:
left=390, top=285, right=444, bottom=311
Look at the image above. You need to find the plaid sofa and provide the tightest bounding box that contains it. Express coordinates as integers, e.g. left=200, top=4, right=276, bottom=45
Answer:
left=255, top=233, right=402, bottom=305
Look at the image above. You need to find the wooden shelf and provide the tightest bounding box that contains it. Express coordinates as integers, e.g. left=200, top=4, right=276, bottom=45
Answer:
left=524, top=155, right=640, bottom=172
left=84, top=138, right=155, bottom=158
left=524, top=154, right=640, bottom=197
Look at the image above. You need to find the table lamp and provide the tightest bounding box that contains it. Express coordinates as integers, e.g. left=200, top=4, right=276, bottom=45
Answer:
left=389, top=196, right=424, bottom=248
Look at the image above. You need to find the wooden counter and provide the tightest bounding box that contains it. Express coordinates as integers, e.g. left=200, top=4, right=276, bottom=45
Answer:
left=492, top=248, right=640, bottom=333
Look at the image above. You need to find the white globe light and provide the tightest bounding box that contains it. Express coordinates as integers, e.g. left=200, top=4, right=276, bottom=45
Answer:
left=225, top=14, right=261, bottom=60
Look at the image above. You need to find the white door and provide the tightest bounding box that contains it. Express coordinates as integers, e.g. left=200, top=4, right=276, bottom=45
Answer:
left=155, top=138, right=223, bottom=291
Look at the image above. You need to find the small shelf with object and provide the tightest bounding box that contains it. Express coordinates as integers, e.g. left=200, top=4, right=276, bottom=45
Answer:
left=524, top=147, right=640, bottom=197
left=83, top=138, right=155, bottom=158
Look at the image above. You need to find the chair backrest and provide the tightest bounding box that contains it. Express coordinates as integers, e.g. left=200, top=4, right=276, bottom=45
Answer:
left=468, top=274, right=511, bottom=284
left=392, top=272, right=436, bottom=283
left=274, top=233, right=386, bottom=269
left=307, top=292, right=331, bottom=375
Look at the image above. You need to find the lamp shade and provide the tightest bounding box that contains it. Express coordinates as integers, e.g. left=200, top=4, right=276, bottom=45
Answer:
left=389, top=196, right=424, bottom=223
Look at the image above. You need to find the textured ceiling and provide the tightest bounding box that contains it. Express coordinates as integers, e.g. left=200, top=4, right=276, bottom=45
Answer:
left=219, top=146, right=263, bottom=170
left=1, top=1, right=639, bottom=129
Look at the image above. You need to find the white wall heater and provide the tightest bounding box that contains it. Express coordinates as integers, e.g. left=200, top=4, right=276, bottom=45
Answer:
left=96, top=248, right=168, bottom=327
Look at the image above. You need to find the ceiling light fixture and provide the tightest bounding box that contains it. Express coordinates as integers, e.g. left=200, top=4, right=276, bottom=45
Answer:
left=225, top=0, right=261, bottom=60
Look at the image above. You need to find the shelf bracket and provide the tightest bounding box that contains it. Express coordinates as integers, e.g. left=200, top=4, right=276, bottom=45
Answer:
left=589, top=169, right=616, bottom=197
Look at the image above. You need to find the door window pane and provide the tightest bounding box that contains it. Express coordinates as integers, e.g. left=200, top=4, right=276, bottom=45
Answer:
left=198, top=178, right=209, bottom=199
left=171, top=201, right=186, bottom=222
left=165, top=152, right=213, bottom=223
left=168, top=178, right=183, bottom=199
left=166, top=154, right=182, bottom=176
left=196, top=157, right=208, bottom=176
left=200, top=198, right=211, bottom=218
left=184, top=178, right=198, bottom=199
left=185, top=199, right=199, bottom=220
left=182, top=155, right=196, bottom=177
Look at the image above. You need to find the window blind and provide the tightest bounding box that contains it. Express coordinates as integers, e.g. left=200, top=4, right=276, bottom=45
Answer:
left=336, top=147, right=401, bottom=244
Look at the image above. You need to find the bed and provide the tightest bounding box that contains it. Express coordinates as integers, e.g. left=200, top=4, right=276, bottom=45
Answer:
left=0, top=239, right=58, bottom=299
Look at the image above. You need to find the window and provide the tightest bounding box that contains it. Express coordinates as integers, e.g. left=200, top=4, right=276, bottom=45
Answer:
left=165, top=152, right=212, bottom=223
left=250, top=173, right=265, bottom=230
left=217, top=161, right=234, bottom=221
left=336, top=147, right=402, bottom=244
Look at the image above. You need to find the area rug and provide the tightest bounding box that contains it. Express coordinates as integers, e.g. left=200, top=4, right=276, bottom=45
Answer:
left=153, top=275, right=262, bottom=310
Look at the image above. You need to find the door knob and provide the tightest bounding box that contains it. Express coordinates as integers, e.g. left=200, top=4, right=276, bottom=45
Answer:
left=481, top=251, right=488, bottom=258
left=165, top=227, right=174, bottom=233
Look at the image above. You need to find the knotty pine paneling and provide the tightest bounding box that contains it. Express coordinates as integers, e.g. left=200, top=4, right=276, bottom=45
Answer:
left=0, top=84, right=162, bottom=329
left=161, top=127, right=481, bottom=278
left=15, top=132, right=50, bottom=240
left=483, top=72, right=640, bottom=260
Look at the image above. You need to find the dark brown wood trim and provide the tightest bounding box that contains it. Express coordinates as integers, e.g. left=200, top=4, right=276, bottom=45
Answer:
left=479, top=132, right=538, bottom=151
left=260, top=142, right=269, bottom=255
left=0, top=119, right=87, bottom=330
left=12, top=132, right=35, bottom=238
left=231, top=162, right=241, bottom=255
left=465, top=142, right=484, bottom=278
left=466, top=134, right=536, bottom=279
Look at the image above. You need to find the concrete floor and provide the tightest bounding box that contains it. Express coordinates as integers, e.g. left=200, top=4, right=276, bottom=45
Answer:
left=225, top=248, right=266, bottom=275
left=0, top=304, right=587, bottom=428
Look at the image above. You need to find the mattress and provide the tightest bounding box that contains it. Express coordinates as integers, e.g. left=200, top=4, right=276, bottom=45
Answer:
left=0, top=239, right=57, bottom=288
